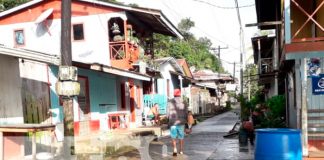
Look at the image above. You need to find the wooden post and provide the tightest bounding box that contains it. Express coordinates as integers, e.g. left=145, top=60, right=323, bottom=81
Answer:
left=32, top=132, right=36, bottom=160
left=61, top=0, right=75, bottom=157
left=61, top=0, right=72, bottom=66
left=301, top=58, right=308, bottom=156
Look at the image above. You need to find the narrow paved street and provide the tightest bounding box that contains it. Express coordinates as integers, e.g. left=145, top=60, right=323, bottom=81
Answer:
left=149, top=108, right=254, bottom=160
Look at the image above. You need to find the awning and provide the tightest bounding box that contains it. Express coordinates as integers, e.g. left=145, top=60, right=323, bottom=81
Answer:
left=90, top=63, right=151, bottom=81
left=0, top=45, right=60, bottom=65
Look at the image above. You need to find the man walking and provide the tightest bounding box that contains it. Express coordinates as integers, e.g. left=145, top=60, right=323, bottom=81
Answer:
left=167, top=89, right=188, bottom=156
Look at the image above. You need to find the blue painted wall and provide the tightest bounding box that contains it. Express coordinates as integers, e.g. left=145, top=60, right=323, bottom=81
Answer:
left=78, top=68, right=117, bottom=115
left=49, top=66, right=117, bottom=122
left=49, top=66, right=63, bottom=123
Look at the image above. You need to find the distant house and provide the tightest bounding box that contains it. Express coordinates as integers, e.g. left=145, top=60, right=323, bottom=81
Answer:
left=192, top=69, right=233, bottom=114
left=141, top=57, right=193, bottom=116
left=0, top=0, right=182, bottom=136
left=154, top=57, right=192, bottom=98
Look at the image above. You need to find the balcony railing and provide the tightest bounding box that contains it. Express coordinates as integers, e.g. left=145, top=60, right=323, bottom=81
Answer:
left=259, top=58, right=273, bottom=74
left=109, top=41, right=126, bottom=60
left=291, top=0, right=324, bottom=42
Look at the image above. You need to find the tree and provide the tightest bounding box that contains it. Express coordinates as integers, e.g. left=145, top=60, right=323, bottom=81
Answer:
left=154, top=18, right=224, bottom=73
left=243, top=63, right=262, bottom=99
left=178, top=18, right=195, bottom=40
left=0, top=0, right=29, bottom=11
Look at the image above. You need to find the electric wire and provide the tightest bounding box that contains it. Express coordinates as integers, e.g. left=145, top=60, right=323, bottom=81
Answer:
left=192, top=0, right=254, bottom=9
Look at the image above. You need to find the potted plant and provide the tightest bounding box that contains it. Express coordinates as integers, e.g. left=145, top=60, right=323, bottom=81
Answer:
left=111, top=23, right=123, bottom=42
left=117, top=50, right=125, bottom=59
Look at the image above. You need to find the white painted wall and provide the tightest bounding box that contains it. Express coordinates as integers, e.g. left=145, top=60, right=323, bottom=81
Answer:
left=0, top=55, right=24, bottom=124
left=0, top=12, right=127, bottom=66
left=19, top=59, right=48, bottom=82
left=157, top=62, right=177, bottom=98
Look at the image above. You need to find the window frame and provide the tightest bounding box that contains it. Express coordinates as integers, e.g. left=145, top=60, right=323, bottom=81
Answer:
left=72, top=23, right=85, bottom=41
left=13, top=29, right=25, bottom=47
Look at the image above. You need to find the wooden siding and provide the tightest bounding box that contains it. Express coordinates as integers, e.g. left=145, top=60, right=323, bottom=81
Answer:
left=21, top=79, right=51, bottom=124
left=306, top=59, right=324, bottom=154
left=0, top=55, right=24, bottom=123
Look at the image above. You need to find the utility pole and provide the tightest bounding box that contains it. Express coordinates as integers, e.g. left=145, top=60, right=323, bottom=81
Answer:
left=211, top=45, right=228, bottom=108
left=61, top=0, right=72, bottom=66
left=233, top=62, right=236, bottom=83
left=234, top=0, right=244, bottom=96
left=60, top=0, right=76, bottom=157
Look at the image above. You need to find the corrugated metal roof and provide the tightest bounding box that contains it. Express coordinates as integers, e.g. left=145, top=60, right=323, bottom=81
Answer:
left=0, top=0, right=183, bottom=39
left=0, top=45, right=60, bottom=65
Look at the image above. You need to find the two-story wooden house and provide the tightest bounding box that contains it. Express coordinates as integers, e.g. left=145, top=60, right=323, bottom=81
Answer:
left=0, top=0, right=182, bottom=136
left=254, top=0, right=324, bottom=157
left=251, top=35, right=281, bottom=99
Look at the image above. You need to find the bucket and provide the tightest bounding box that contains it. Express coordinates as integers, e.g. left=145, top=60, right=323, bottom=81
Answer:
left=238, top=129, right=248, bottom=145
left=254, top=128, right=302, bottom=160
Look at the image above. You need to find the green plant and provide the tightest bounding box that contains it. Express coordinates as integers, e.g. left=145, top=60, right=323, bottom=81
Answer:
left=182, top=96, right=189, bottom=107
left=117, top=50, right=125, bottom=59
left=259, top=95, right=286, bottom=128
left=239, top=95, right=250, bottom=121
left=225, top=100, right=231, bottom=110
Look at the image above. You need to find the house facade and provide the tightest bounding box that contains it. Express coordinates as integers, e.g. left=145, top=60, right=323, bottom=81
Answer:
left=0, top=45, right=59, bottom=159
left=254, top=0, right=324, bottom=157
left=192, top=69, right=233, bottom=114
left=0, top=0, right=182, bottom=135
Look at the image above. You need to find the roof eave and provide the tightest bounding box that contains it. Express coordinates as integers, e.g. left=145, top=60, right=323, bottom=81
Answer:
left=0, top=0, right=43, bottom=18
left=0, top=45, right=60, bottom=65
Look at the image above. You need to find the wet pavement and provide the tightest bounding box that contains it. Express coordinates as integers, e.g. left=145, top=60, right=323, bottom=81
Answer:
left=85, top=106, right=254, bottom=160
left=148, top=108, right=254, bottom=160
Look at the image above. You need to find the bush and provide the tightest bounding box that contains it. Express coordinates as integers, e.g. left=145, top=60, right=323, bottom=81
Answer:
left=259, top=95, right=286, bottom=128
left=225, top=101, right=231, bottom=110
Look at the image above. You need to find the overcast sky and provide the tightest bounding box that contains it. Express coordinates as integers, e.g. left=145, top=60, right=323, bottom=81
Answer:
left=118, top=0, right=258, bottom=77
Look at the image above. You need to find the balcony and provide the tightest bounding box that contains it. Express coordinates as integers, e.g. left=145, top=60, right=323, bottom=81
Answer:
left=108, top=18, right=153, bottom=70
left=284, top=0, right=324, bottom=58
left=290, top=0, right=324, bottom=42
left=109, top=40, right=140, bottom=69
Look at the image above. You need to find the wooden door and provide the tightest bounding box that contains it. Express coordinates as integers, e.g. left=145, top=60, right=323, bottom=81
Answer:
left=77, top=76, right=90, bottom=135
left=130, top=84, right=136, bottom=122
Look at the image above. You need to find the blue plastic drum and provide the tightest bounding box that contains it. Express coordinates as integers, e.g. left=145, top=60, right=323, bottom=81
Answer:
left=254, top=128, right=302, bottom=160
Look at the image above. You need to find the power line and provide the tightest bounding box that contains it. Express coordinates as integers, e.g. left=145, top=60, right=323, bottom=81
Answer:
left=160, top=1, right=241, bottom=51
left=193, top=26, right=240, bottom=51
left=192, top=0, right=254, bottom=9
left=234, top=0, right=245, bottom=96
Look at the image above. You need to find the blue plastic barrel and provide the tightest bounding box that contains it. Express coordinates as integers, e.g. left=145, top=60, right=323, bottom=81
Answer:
left=254, top=128, right=302, bottom=160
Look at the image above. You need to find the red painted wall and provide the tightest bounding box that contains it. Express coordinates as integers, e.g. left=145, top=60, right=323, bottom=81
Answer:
left=3, top=133, right=24, bottom=160
left=0, top=0, right=122, bottom=25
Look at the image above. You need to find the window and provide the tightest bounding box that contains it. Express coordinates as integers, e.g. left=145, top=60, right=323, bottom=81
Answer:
left=167, top=79, right=170, bottom=97
left=73, top=24, right=84, bottom=41
left=14, top=29, right=25, bottom=46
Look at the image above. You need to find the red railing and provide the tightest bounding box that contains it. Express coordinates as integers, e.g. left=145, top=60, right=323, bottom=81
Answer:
left=291, top=0, right=324, bottom=41
left=110, top=41, right=126, bottom=60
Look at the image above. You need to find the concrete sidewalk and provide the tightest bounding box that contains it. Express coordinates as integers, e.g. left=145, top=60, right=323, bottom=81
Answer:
left=90, top=108, right=254, bottom=160
left=207, top=138, right=254, bottom=160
